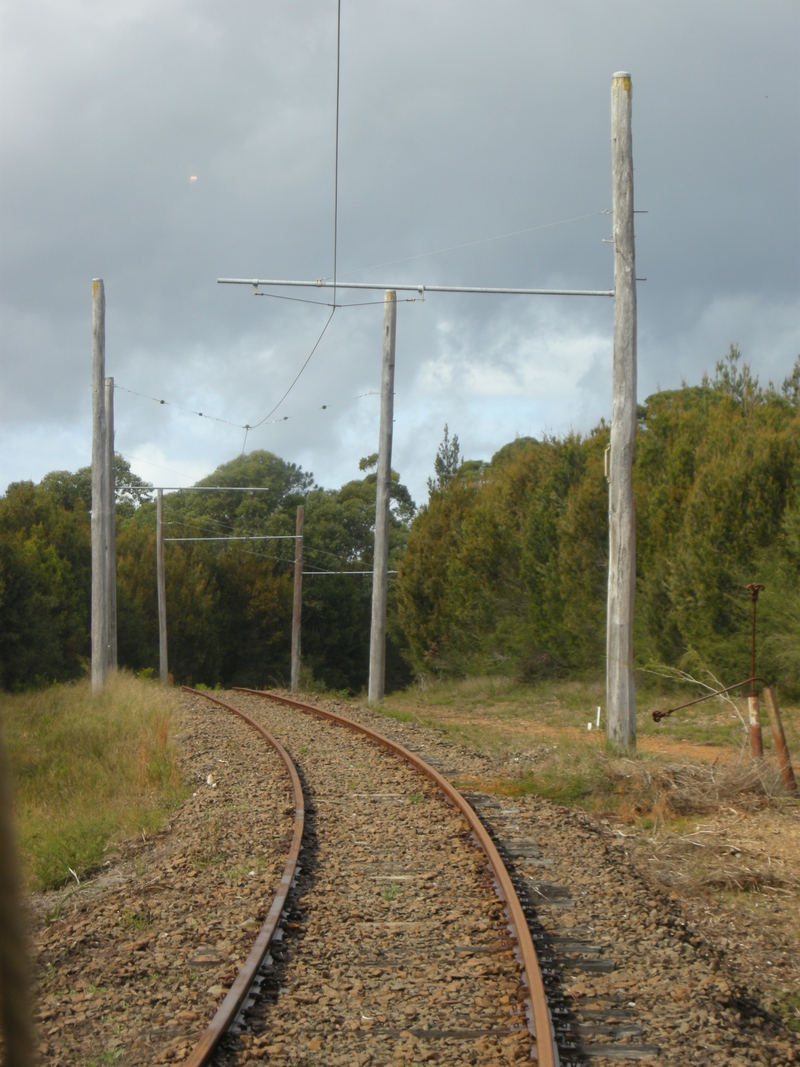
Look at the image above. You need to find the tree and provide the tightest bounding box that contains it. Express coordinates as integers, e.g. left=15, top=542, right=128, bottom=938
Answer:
left=38, top=456, right=152, bottom=517
left=427, top=425, right=460, bottom=496
left=398, top=350, right=800, bottom=690
left=0, top=481, right=91, bottom=688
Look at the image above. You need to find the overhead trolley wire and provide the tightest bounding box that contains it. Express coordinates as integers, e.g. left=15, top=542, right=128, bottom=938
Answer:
left=322, top=209, right=613, bottom=281
left=245, top=0, right=345, bottom=445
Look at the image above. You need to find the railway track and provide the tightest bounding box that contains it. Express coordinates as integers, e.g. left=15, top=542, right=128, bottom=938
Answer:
left=30, top=688, right=799, bottom=1066
left=188, top=686, right=558, bottom=1066
left=180, top=694, right=304, bottom=1067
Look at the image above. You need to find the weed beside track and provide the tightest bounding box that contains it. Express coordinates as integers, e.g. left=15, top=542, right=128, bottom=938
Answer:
left=2, top=673, right=184, bottom=890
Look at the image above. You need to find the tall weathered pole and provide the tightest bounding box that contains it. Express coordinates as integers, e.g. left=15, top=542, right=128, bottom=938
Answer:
left=368, top=290, right=397, bottom=705
left=156, top=489, right=168, bottom=686
left=290, top=505, right=304, bottom=693
left=104, top=376, right=117, bottom=672
left=606, top=73, right=638, bottom=748
left=91, top=279, right=109, bottom=692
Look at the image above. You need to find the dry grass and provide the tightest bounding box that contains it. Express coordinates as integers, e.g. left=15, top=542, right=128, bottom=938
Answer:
left=375, top=673, right=800, bottom=818
left=1, top=671, right=185, bottom=890
left=603, top=753, right=788, bottom=816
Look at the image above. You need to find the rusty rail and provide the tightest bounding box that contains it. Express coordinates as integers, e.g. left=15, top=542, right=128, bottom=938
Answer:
left=233, top=686, right=558, bottom=1067
left=180, top=688, right=305, bottom=1067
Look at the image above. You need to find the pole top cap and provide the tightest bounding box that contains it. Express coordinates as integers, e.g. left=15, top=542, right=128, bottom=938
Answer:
left=613, top=71, right=631, bottom=79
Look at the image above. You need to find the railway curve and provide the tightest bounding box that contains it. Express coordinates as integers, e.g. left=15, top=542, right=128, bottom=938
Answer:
left=229, top=686, right=558, bottom=1066
left=180, top=689, right=304, bottom=1067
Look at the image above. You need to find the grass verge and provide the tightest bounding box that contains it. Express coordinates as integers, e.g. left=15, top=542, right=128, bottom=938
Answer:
left=1, top=671, right=186, bottom=891
left=371, top=672, right=799, bottom=824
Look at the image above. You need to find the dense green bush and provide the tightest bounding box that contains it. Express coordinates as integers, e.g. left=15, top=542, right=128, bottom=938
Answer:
left=4, top=347, right=800, bottom=696
left=0, top=450, right=414, bottom=693
left=398, top=348, right=800, bottom=694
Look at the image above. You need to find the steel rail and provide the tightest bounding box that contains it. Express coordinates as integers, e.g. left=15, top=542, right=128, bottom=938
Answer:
left=180, top=688, right=305, bottom=1067
left=233, top=687, right=558, bottom=1067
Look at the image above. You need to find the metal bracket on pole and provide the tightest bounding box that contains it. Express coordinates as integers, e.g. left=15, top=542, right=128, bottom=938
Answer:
left=219, top=278, right=614, bottom=298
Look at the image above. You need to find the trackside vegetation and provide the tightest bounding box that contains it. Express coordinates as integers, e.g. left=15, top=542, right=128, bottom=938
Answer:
left=1, top=345, right=799, bottom=697
left=2, top=672, right=183, bottom=890
left=0, top=451, right=413, bottom=693
left=398, top=347, right=800, bottom=696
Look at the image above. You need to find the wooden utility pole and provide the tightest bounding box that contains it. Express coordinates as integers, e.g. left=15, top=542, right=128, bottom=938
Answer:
left=606, top=73, right=638, bottom=748
left=91, top=279, right=109, bottom=692
left=368, top=290, right=397, bottom=705
left=156, top=489, right=168, bottom=685
left=290, top=505, right=304, bottom=693
left=104, top=376, right=117, bottom=672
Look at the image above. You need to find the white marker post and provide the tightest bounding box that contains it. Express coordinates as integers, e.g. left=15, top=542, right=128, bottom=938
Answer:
left=368, top=291, right=397, bottom=705
left=606, top=73, right=638, bottom=749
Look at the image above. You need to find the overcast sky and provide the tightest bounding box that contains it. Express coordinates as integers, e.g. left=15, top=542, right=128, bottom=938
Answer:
left=2, top=0, right=798, bottom=504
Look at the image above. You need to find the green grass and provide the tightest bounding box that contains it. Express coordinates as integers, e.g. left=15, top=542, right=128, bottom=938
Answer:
left=363, top=673, right=799, bottom=823
left=775, top=990, right=800, bottom=1033
left=376, top=671, right=797, bottom=754
left=2, top=671, right=186, bottom=891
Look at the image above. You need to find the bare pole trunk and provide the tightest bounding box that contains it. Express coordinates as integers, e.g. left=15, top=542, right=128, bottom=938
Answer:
left=91, top=279, right=109, bottom=692
left=368, top=291, right=397, bottom=705
left=290, top=505, right=305, bottom=693
left=104, top=376, right=117, bottom=672
left=156, top=489, right=168, bottom=686
left=606, top=73, right=638, bottom=748
left=0, top=720, right=36, bottom=1067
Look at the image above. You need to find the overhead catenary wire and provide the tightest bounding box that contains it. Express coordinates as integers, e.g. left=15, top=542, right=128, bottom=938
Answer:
left=160, top=514, right=388, bottom=571
left=163, top=535, right=298, bottom=542
left=116, top=383, right=380, bottom=452
left=302, top=570, right=397, bottom=576
left=321, top=209, right=613, bottom=280
left=115, top=385, right=251, bottom=429
left=252, top=290, right=421, bottom=308
left=246, top=0, right=345, bottom=440
left=175, top=538, right=381, bottom=575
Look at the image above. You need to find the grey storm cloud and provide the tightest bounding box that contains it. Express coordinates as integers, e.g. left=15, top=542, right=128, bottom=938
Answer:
left=1, top=0, right=798, bottom=502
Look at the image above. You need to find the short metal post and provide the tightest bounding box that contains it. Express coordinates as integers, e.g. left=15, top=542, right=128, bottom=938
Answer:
left=91, top=279, right=109, bottom=692
left=156, top=489, right=168, bottom=686
left=747, top=694, right=764, bottom=759
left=763, top=687, right=798, bottom=795
left=290, top=505, right=304, bottom=693
left=746, top=582, right=765, bottom=758
left=104, top=376, right=117, bottom=672
left=368, top=290, right=397, bottom=705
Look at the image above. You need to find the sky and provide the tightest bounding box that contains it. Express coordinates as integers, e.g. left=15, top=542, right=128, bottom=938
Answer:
left=1, top=0, right=798, bottom=505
